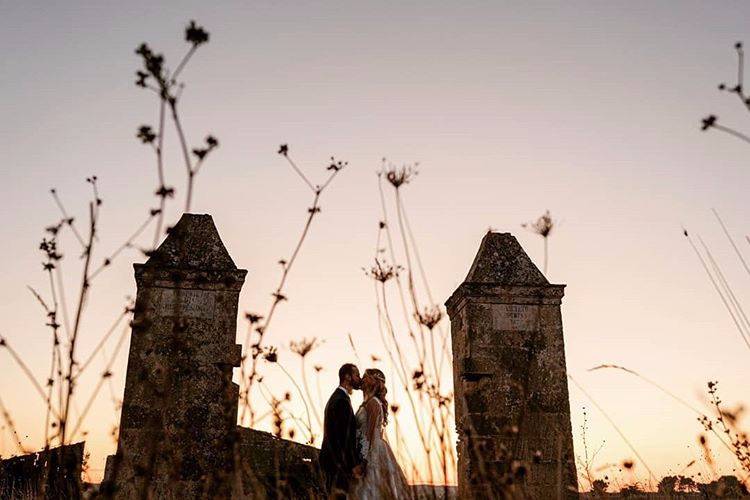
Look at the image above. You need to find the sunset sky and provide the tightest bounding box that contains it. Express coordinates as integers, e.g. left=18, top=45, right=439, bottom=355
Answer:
left=2, top=1, right=750, bottom=488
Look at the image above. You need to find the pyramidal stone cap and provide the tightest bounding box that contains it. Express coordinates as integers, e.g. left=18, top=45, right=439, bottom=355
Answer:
left=464, top=232, right=548, bottom=285
left=446, top=232, right=562, bottom=314
left=144, top=213, right=238, bottom=271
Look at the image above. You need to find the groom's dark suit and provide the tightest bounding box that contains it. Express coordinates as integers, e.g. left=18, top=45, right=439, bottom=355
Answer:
left=319, top=387, right=359, bottom=497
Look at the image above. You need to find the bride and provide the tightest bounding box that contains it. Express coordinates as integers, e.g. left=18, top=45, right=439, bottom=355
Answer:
left=351, top=368, right=411, bottom=499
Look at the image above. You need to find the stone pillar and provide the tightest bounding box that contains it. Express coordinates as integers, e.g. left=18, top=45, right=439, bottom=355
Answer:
left=446, top=232, right=577, bottom=498
left=112, top=214, right=246, bottom=498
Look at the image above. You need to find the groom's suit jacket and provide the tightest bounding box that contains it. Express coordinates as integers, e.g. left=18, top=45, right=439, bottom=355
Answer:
left=319, top=387, right=359, bottom=491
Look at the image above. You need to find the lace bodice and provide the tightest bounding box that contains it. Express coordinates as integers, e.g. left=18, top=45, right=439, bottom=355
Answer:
left=355, top=397, right=383, bottom=460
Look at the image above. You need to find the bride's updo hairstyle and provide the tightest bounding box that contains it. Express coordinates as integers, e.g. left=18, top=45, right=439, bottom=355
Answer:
left=364, top=368, right=389, bottom=426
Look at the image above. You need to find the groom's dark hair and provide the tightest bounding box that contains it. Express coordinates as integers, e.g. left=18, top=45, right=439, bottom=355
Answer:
left=338, top=363, right=358, bottom=383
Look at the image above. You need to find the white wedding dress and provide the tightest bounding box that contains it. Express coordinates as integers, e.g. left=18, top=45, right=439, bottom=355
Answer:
left=351, top=397, right=411, bottom=499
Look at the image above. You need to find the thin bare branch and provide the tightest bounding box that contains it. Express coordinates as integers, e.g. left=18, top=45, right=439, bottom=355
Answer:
left=712, top=208, right=750, bottom=277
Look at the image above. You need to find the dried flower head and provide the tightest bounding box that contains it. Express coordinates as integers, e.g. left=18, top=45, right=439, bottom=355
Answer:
left=412, top=369, right=426, bottom=391
left=364, top=259, right=401, bottom=283
left=135, top=43, right=166, bottom=86
left=192, top=135, right=219, bottom=160
left=290, top=337, right=321, bottom=358
left=415, top=306, right=443, bottom=330
left=155, top=185, right=175, bottom=199
left=245, top=312, right=264, bottom=324
left=701, top=115, right=717, bottom=131
left=185, top=20, right=209, bottom=46
left=522, top=210, right=555, bottom=238
left=327, top=157, right=348, bottom=172
left=263, top=346, right=278, bottom=363
left=136, top=125, right=156, bottom=144
left=383, top=162, right=419, bottom=188
left=135, top=70, right=149, bottom=87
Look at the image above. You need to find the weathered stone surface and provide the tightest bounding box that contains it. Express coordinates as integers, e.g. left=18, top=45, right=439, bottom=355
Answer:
left=446, top=232, right=578, bottom=499
left=143, top=213, right=239, bottom=271
left=0, top=442, right=84, bottom=499
left=108, top=214, right=247, bottom=499
left=236, top=427, right=322, bottom=499
left=462, top=232, right=549, bottom=286
left=103, top=213, right=325, bottom=499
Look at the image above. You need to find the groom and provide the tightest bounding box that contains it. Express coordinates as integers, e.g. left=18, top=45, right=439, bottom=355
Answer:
left=319, top=363, right=363, bottom=498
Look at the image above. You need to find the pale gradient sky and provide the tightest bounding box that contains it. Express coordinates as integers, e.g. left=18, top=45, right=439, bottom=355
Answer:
left=2, top=0, right=750, bottom=488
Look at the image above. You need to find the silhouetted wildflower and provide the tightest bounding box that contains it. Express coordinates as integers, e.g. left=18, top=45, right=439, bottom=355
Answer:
left=185, top=20, right=209, bottom=46
left=702, top=115, right=718, bottom=131
left=522, top=209, right=554, bottom=238
left=137, top=125, right=156, bottom=144
left=244, top=312, right=263, bottom=324
left=263, top=346, right=278, bottom=363
left=192, top=135, right=219, bottom=160
left=135, top=70, right=149, bottom=87
left=154, top=185, right=175, bottom=198
left=290, top=337, right=320, bottom=358
left=39, top=238, right=63, bottom=267
left=135, top=43, right=165, bottom=84
left=384, top=163, right=418, bottom=188
left=364, top=259, right=400, bottom=283
left=412, top=369, right=425, bottom=391
left=415, top=306, right=443, bottom=330
left=327, top=157, right=348, bottom=172
left=270, top=397, right=284, bottom=438
left=522, top=209, right=556, bottom=273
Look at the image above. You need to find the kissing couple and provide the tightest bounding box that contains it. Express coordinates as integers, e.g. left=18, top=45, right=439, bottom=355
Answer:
left=319, top=364, right=410, bottom=499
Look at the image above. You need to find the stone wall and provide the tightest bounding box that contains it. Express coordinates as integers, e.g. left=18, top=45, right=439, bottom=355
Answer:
left=0, top=442, right=84, bottom=499
left=236, top=427, right=322, bottom=499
